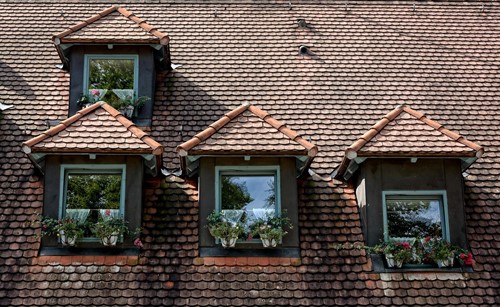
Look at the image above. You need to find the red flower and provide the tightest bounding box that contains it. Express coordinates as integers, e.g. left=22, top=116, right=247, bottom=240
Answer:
left=459, top=253, right=466, bottom=259
left=105, top=209, right=111, bottom=216
left=402, top=242, right=411, bottom=250
left=464, top=253, right=473, bottom=265
left=247, top=233, right=253, bottom=241
left=425, top=236, right=431, bottom=242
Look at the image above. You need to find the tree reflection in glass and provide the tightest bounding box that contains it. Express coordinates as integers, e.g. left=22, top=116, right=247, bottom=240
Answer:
left=65, top=173, right=122, bottom=236
left=88, top=58, right=135, bottom=104
left=220, top=175, right=276, bottom=231
left=386, top=198, right=443, bottom=239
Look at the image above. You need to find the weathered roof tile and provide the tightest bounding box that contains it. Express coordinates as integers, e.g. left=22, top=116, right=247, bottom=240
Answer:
left=53, top=6, right=168, bottom=45
left=176, top=103, right=317, bottom=157
left=22, top=102, right=163, bottom=155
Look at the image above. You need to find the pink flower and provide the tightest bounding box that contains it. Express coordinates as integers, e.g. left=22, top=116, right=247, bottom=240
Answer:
left=402, top=242, right=411, bottom=250
left=105, top=209, right=111, bottom=216
left=91, top=89, right=100, bottom=96
left=133, top=238, right=144, bottom=249
left=425, top=236, right=431, bottom=242
left=247, top=233, right=253, bottom=240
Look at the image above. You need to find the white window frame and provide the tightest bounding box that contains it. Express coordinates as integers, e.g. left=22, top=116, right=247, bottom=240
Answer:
left=59, top=164, right=127, bottom=240
left=382, top=190, right=450, bottom=242
left=83, top=54, right=139, bottom=97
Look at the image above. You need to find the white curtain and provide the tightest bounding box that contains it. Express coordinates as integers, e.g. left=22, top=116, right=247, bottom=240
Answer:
left=221, top=210, right=244, bottom=226
left=66, top=209, right=90, bottom=224
left=252, top=208, right=275, bottom=220
left=99, top=209, right=120, bottom=220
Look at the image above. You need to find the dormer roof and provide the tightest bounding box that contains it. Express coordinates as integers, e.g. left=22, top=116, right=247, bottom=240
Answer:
left=335, top=105, right=484, bottom=180
left=22, top=102, right=163, bottom=174
left=177, top=103, right=318, bottom=176
left=53, top=6, right=169, bottom=45
left=52, top=6, right=169, bottom=68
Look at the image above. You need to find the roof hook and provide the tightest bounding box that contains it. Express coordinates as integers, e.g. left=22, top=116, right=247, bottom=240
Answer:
left=481, top=4, right=485, bottom=12
left=288, top=1, right=293, bottom=10
left=412, top=3, right=416, bottom=12
left=213, top=9, right=217, bottom=17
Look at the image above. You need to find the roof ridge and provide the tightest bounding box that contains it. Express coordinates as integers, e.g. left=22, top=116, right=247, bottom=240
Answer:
left=247, top=105, right=317, bottom=157
left=345, top=105, right=404, bottom=159
left=401, top=106, right=484, bottom=154
left=176, top=104, right=250, bottom=155
left=345, top=105, right=483, bottom=159
left=101, top=103, right=163, bottom=155
left=22, top=102, right=103, bottom=153
left=53, top=6, right=169, bottom=45
left=176, top=103, right=318, bottom=157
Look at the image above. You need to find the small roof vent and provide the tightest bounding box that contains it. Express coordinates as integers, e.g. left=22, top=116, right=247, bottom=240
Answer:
left=299, top=45, right=309, bottom=55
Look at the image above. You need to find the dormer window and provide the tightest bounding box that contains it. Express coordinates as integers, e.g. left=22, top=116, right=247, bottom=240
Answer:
left=334, top=105, right=483, bottom=270
left=52, top=6, right=170, bottom=126
left=84, top=54, right=138, bottom=105
left=176, top=103, right=318, bottom=256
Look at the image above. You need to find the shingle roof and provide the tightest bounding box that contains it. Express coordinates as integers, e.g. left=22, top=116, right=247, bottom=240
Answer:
left=176, top=103, right=318, bottom=157
left=335, top=105, right=484, bottom=179
left=52, top=6, right=169, bottom=45
left=346, top=105, right=483, bottom=158
left=22, top=102, right=163, bottom=155
left=0, top=1, right=499, bottom=306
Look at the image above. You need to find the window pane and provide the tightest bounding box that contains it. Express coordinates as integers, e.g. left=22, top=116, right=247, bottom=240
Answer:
left=220, top=175, right=276, bottom=230
left=65, top=173, right=122, bottom=236
left=88, top=58, right=135, bottom=104
left=386, top=197, right=443, bottom=239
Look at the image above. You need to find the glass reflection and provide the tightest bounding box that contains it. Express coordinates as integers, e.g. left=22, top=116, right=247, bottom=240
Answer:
left=65, top=173, right=122, bottom=235
left=221, top=175, right=276, bottom=229
left=88, top=58, right=135, bottom=104
left=387, top=198, right=443, bottom=239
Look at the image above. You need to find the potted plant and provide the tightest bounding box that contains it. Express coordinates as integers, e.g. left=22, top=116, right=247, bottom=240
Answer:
left=111, top=90, right=150, bottom=118
left=425, top=237, right=456, bottom=268
left=371, top=240, right=413, bottom=268
left=457, top=251, right=473, bottom=266
left=34, top=215, right=84, bottom=247
left=206, top=210, right=244, bottom=248
left=77, top=89, right=107, bottom=108
left=91, top=211, right=129, bottom=246
left=250, top=212, right=293, bottom=248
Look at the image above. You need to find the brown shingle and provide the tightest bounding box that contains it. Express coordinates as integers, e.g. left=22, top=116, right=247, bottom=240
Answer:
left=336, top=105, right=484, bottom=178
left=53, top=6, right=168, bottom=45
left=176, top=103, right=317, bottom=158
left=22, top=102, right=162, bottom=155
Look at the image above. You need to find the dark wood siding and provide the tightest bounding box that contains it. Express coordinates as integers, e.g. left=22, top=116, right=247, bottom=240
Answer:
left=355, top=158, right=467, bottom=247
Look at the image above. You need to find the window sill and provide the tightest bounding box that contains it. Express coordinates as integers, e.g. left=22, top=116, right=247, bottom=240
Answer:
left=200, top=247, right=300, bottom=258
left=370, top=254, right=473, bottom=273
left=40, top=246, right=140, bottom=257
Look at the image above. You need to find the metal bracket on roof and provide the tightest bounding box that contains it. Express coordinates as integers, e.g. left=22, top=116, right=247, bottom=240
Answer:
left=461, top=157, right=478, bottom=172
left=344, top=160, right=360, bottom=181
left=186, top=159, right=200, bottom=177
left=354, top=157, right=367, bottom=164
